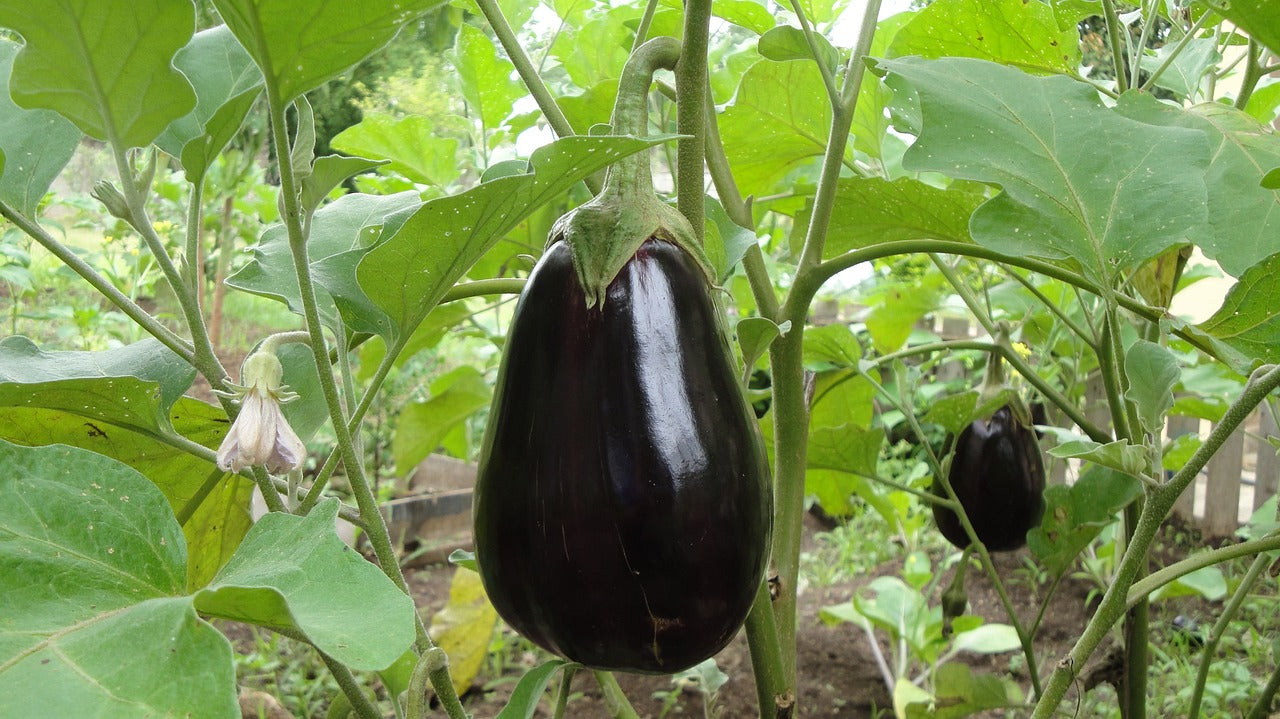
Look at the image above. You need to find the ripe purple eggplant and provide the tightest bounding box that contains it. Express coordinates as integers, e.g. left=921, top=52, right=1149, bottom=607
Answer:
left=473, top=237, right=771, bottom=673
left=933, top=404, right=1045, bottom=552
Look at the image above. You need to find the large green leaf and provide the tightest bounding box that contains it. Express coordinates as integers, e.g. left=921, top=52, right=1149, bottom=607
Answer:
left=0, top=441, right=238, bottom=719
left=549, top=7, right=637, bottom=88
left=1197, top=252, right=1280, bottom=366
left=0, top=336, right=194, bottom=435
left=1027, top=466, right=1141, bottom=576
left=1137, top=38, right=1220, bottom=101
left=211, top=0, right=441, bottom=105
left=155, top=26, right=263, bottom=183
left=358, top=134, right=673, bottom=337
left=1113, top=95, right=1280, bottom=278
left=0, top=397, right=251, bottom=590
left=1124, top=340, right=1179, bottom=436
left=392, top=365, right=490, bottom=473
left=331, top=113, right=460, bottom=188
left=809, top=177, right=984, bottom=259
left=0, top=40, right=80, bottom=217
left=886, top=0, right=1080, bottom=73
left=880, top=57, right=1212, bottom=284
left=1205, top=0, right=1280, bottom=56
left=454, top=23, right=525, bottom=130
left=195, top=500, right=417, bottom=670
left=718, top=58, right=831, bottom=198
left=0, top=0, right=196, bottom=149
left=227, top=191, right=421, bottom=341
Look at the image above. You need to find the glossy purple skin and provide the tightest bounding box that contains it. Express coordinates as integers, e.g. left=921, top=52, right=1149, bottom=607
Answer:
left=933, top=405, right=1046, bottom=552
left=473, top=238, right=772, bottom=674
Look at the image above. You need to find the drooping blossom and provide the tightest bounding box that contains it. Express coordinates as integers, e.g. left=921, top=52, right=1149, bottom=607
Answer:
left=216, top=351, right=306, bottom=474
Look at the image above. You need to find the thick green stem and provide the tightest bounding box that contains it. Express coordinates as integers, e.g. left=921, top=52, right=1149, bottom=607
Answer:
left=676, top=0, right=711, bottom=240
left=1235, top=40, right=1264, bottom=110
left=593, top=671, right=641, bottom=719
left=1102, top=0, right=1130, bottom=92
left=0, top=200, right=193, bottom=361
left=1130, top=533, right=1280, bottom=611
left=317, top=650, right=382, bottom=719
left=744, top=578, right=789, bottom=717
left=1031, top=365, right=1280, bottom=717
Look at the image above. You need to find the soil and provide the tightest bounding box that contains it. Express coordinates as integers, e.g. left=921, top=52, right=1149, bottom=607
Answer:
left=400, top=513, right=1104, bottom=719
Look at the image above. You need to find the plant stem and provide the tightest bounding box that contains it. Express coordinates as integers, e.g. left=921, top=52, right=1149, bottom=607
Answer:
left=744, top=578, right=788, bottom=717
left=1235, top=40, right=1264, bottom=110
left=593, top=671, right=641, bottom=719
left=267, top=95, right=450, bottom=682
left=1127, top=533, right=1280, bottom=609
left=787, top=0, right=839, bottom=106
left=676, top=0, right=711, bottom=240
left=0, top=200, right=193, bottom=362
left=1102, top=0, right=1130, bottom=92
left=1139, top=9, right=1213, bottom=93
left=174, top=467, right=225, bottom=525
left=315, top=649, right=382, bottom=719
left=552, top=665, right=579, bottom=719
left=630, top=0, right=659, bottom=52
left=1031, top=365, right=1280, bottom=717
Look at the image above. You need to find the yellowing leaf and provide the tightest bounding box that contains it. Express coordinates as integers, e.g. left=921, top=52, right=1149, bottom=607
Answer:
left=429, top=568, right=498, bottom=696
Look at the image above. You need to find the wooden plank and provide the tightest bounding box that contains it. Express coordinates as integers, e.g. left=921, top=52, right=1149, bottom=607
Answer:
left=1204, top=426, right=1245, bottom=537
left=1167, top=415, right=1200, bottom=521
left=408, top=453, right=476, bottom=494
left=1256, top=408, right=1279, bottom=510
left=381, top=487, right=474, bottom=568
left=935, top=317, right=972, bottom=383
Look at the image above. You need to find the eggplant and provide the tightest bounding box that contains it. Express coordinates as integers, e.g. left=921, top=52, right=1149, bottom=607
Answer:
left=473, top=238, right=771, bottom=673
left=933, top=404, right=1045, bottom=552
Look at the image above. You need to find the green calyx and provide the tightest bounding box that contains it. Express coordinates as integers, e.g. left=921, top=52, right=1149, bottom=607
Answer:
left=979, top=324, right=1033, bottom=427
left=549, top=36, right=714, bottom=309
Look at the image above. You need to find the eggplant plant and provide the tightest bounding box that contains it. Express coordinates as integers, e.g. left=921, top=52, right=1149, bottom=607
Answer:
left=2, top=0, right=1280, bottom=718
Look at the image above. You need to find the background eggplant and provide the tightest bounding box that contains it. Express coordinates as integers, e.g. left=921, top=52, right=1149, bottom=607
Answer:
left=473, top=238, right=772, bottom=673
left=933, top=404, right=1046, bottom=552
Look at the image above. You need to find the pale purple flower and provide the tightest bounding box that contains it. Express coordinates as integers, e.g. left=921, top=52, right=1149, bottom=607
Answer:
left=216, top=351, right=306, bottom=474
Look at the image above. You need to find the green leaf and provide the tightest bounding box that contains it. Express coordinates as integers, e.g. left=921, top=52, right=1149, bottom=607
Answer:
left=736, top=317, right=784, bottom=370
left=707, top=0, right=774, bottom=34
left=1027, top=466, right=1141, bottom=575
left=1138, top=38, right=1220, bottom=100
left=922, top=663, right=1022, bottom=719
left=1125, top=340, right=1180, bottom=435
left=359, top=134, right=673, bottom=337
left=496, top=659, right=571, bottom=719
left=448, top=548, right=479, bottom=572
left=1048, top=439, right=1147, bottom=475
left=922, top=391, right=980, bottom=435
left=1162, top=431, right=1201, bottom=471
left=866, top=284, right=940, bottom=354
left=758, top=26, right=838, bottom=72
left=428, top=568, right=498, bottom=696
left=356, top=302, right=474, bottom=382
left=212, top=0, right=441, bottom=105
left=0, top=441, right=238, bottom=719
left=1113, top=95, right=1280, bottom=278
left=0, top=336, right=193, bottom=434
left=196, top=499, right=416, bottom=670
left=331, top=113, right=460, bottom=188
left=1154, top=565, right=1227, bottom=602
left=550, top=8, right=637, bottom=88
left=703, top=195, right=758, bottom=283
left=455, top=23, right=525, bottom=129
left=794, top=0, right=846, bottom=26
left=811, top=368, right=876, bottom=430
left=1197, top=252, right=1280, bottom=366
left=1263, top=166, right=1280, bottom=189
left=1204, top=0, right=1280, bottom=56
left=719, top=58, right=831, bottom=198
left=880, top=57, right=1212, bottom=284
left=227, top=191, right=421, bottom=341
left=0, top=0, right=196, bottom=148
left=392, top=366, right=490, bottom=472
left=950, top=624, right=1021, bottom=654
left=154, top=26, right=263, bottom=183
left=803, top=323, right=862, bottom=371
left=558, top=80, right=619, bottom=136
left=0, top=397, right=251, bottom=590
left=887, top=0, right=1080, bottom=73
left=0, top=40, right=80, bottom=217
left=300, top=155, right=389, bottom=217
left=813, top=177, right=985, bottom=259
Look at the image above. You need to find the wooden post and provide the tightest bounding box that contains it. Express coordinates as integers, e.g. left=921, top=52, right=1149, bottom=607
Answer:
left=936, top=317, right=971, bottom=384
left=1256, top=408, right=1279, bottom=511
left=1204, top=426, right=1245, bottom=537
left=1167, top=415, right=1200, bottom=522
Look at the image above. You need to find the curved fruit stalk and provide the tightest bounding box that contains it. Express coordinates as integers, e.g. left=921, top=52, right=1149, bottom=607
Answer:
left=472, top=38, right=773, bottom=674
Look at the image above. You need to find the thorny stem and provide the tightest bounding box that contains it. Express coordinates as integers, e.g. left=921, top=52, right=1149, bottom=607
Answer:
left=1031, top=365, right=1280, bottom=717
left=0, top=200, right=193, bottom=362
